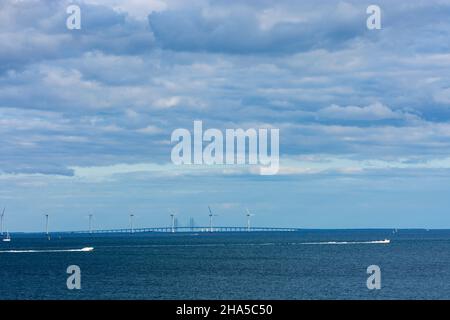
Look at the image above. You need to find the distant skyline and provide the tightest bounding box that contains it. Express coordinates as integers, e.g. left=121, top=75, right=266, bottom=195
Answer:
left=2, top=0, right=450, bottom=231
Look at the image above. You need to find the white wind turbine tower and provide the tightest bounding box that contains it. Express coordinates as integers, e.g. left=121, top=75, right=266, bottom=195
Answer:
left=169, top=209, right=176, bottom=233
left=88, top=214, right=94, bottom=234
left=208, top=206, right=218, bottom=232
left=0, top=208, right=5, bottom=236
left=129, top=213, right=135, bottom=233
left=44, top=214, right=50, bottom=240
left=246, top=208, right=255, bottom=232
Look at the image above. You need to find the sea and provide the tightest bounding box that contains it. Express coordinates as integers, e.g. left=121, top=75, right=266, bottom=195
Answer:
left=0, top=229, right=449, bottom=300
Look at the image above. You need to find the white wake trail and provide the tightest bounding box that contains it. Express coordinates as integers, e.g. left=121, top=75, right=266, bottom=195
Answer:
left=299, top=239, right=390, bottom=245
left=0, top=247, right=94, bottom=253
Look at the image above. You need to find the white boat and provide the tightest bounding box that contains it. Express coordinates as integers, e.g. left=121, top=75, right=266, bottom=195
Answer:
left=2, top=231, right=11, bottom=242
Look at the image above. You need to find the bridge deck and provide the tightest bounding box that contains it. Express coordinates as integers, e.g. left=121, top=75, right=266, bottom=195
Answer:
left=51, top=226, right=300, bottom=235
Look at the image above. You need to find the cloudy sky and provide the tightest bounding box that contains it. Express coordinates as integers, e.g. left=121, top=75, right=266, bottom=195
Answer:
left=1, top=0, right=450, bottom=231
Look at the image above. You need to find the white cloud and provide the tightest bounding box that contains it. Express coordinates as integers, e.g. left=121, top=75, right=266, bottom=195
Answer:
left=318, top=102, right=405, bottom=121
left=434, top=88, right=450, bottom=104
left=258, top=8, right=306, bottom=31
left=136, top=125, right=163, bottom=135
left=154, top=96, right=181, bottom=108
left=0, top=107, right=69, bottom=131
left=153, top=96, right=206, bottom=109
left=278, top=155, right=450, bottom=175
left=84, top=0, right=167, bottom=20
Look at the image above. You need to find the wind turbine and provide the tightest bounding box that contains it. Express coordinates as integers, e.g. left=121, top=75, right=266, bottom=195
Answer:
left=246, top=208, right=255, bottom=232
left=88, top=214, right=94, bottom=234
left=44, top=214, right=50, bottom=240
left=129, top=213, right=135, bottom=233
left=208, top=206, right=218, bottom=232
left=0, top=208, right=5, bottom=236
left=168, top=209, right=176, bottom=233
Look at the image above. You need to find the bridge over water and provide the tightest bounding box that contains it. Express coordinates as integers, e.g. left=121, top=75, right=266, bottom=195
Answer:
left=54, top=226, right=300, bottom=235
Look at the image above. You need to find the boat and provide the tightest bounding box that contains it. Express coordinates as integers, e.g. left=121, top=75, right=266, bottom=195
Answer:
left=2, top=231, right=11, bottom=242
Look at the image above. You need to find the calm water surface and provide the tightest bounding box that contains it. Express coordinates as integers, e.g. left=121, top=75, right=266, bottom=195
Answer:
left=0, top=230, right=449, bottom=299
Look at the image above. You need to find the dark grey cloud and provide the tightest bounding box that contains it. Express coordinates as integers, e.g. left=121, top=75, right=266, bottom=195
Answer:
left=148, top=2, right=367, bottom=54
left=1, top=0, right=450, bottom=177
left=0, top=0, right=154, bottom=72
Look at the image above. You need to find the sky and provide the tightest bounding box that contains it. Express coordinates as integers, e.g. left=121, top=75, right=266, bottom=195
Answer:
left=1, top=0, right=450, bottom=231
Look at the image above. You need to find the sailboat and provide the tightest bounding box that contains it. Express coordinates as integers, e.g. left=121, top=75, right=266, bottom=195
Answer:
left=2, top=231, right=11, bottom=242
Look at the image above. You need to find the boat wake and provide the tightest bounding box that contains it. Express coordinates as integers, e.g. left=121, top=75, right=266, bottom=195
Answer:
left=100, top=240, right=391, bottom=249
left=0, top=240, right=389, bottom=253
left=299, top=239, right=390, bottom=245
left=0, top=247, right=94, bottom=253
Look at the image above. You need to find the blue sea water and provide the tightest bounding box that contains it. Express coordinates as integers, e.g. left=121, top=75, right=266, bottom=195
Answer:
left=0, top=230, right=450, bottom=300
